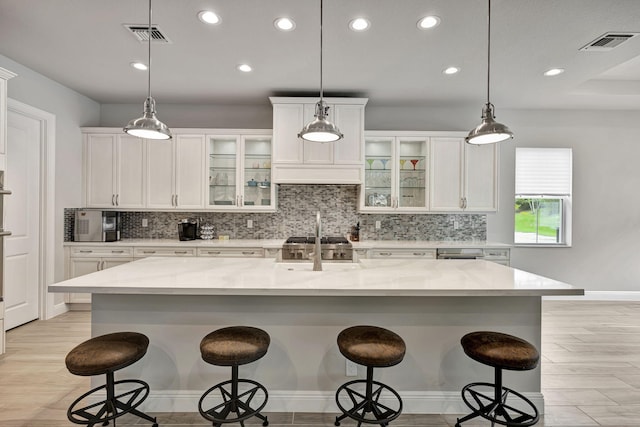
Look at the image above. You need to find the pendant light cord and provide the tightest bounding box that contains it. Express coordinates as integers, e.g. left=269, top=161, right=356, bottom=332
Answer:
left=486, top=0, right=491, bottom=104
left=319, top=0, right=324, bottom=101
left=147, top=0, right=152, bottom=99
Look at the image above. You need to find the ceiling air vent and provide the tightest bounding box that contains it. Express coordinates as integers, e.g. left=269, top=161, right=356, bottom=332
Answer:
left=580, top=32, right=638, bottom=51
left=124, top=24, right=171, bottom=43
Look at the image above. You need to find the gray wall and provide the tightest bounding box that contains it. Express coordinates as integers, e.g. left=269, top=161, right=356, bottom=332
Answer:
left=0, top=54, right=101, bottom=294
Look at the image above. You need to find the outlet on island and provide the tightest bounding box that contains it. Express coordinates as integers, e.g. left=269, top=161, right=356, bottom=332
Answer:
left=142, top=218, right=148, bottom=227
left=247, top=219, right=253, bottom=228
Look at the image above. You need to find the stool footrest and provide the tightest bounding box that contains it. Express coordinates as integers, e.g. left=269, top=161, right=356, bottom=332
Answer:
left=199, top=378, right=269, bottom=426
left=335, top=379, right=402, bottom=426
left=457, top=382, right=539, bottom=427
left=67, top=379, right=157, bottom=426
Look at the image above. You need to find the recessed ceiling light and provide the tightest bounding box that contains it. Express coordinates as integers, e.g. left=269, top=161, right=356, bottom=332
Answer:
left=237, top=64, right=252, bottom=73
left=349, top=18, right=370, bottom=31
left=543, top=68, right=565, bottom=77
left=274, top=17, right=296, bottom=31
left=130, top=62, right=147, bottom=71
left=198, top=10, right=220, bottom=25
left=443, top=66, right=460, bottom=75
left=417, top=15, right=441, bottom=30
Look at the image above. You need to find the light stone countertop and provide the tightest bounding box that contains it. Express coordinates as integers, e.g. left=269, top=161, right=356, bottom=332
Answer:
left=63, top=238, right=511, bottom=250
left=49, top=256, right=582, bottom=297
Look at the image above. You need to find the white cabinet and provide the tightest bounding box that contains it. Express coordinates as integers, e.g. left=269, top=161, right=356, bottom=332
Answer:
left=197, top=247, right=264, bottom=257
left=147, top=134, right=206, bottom=209
left=430, top=137, right=498, bottom=212
left=133, top=247, right=197, bottom=258
left=65, top=246, right=133, bottom=303
left=369, top=249, right=437, bottom=259
left=84, top=133, right=146, bottom=208
left=0, top=67, right=17, bottom=170
left=361, top=133, right=430, bottom=212
left=270, top=97, right=367, bottom=184
left=207, top=132, right=275, bottom=211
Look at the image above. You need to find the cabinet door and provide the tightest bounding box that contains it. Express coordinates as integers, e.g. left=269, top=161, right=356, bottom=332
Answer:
left=116, top=135, right=146, bottom=208
left=397, top=138, right=428, bottom=210
left=302, top=103, right=333, bottom=164
left=464, top=143, right=498, bottom=211
left=102, top=259, right=132, bottom=269
left=334, top=104, right=364, bottom=165
left=272, top=104, right=304, bottom=164
left=430, top=137, right=464, bottom=211
left=67, top=258, right=100, bottom=304
left=242, top=136, right=274, bottom=208
left=175, top=135, right=206, bottom=209
left=146, top=139, right=175, bottom=209
left=85, top=134, right=117, bottom=207
left=362, top=137, right=394, bottom=211
left=208, top=136, right=239, bottom=208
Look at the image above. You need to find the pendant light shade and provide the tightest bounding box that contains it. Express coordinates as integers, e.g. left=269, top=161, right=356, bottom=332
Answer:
left=124, top=0, right=171, bottom=140
left=466, top=0, right=512, bottom=145
left=299, top=0, right=343, bottom=143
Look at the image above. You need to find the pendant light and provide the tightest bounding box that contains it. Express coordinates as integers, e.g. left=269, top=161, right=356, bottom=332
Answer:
left=124, top=0, right=172, bottom=140
left=298, top=0, right=343, bottom=143
left=466, top=0, right=513, bottom=145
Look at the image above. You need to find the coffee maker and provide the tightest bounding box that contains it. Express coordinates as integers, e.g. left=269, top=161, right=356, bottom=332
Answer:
left=178, top=218, right=199, bottom=241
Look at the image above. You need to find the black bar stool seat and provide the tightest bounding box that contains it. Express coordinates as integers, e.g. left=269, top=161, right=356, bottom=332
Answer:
left=198, top=326, right=270, bottom=427
left=65, top=332, right=157, bottom=427
left=335, top=325, right=406, bottom=427
left=456, top=331, right=540, bottom=427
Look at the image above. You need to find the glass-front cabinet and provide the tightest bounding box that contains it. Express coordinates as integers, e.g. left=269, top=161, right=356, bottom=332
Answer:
left=361, top=133, right=429, bottom=212
left=207, top=133, right=275, bottom=211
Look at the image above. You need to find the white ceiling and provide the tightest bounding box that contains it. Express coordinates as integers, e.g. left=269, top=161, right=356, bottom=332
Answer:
left=1, top=0, right=640, bottom=110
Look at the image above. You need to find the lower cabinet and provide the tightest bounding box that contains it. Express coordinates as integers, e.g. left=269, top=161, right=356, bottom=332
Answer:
left=197, top=247, right=264, bottom=257
left=133, top=247, right=197, bottom=258
left=370, top=249, right=437, bottom=259
left=65, top=246, right=134, bottom=303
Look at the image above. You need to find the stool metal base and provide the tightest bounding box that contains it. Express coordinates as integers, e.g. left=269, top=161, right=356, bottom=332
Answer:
left=456, top=382, right=539, bottom=427
left=335, top=367, right=402, bottom=427
left=198, top=366, right=269, bottom=427
left=67, top=373, right=157, bottom=427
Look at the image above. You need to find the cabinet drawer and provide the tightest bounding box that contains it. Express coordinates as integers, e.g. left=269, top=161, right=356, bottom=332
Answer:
left=483, top=249, right=510, bottom=259
left=134, top=247, right=197, bottom=257
left=370, top=249, right=436, bottom=259
left=70, top=246, right=133, bottom=257
left=197, top=247, right=264, bottom=258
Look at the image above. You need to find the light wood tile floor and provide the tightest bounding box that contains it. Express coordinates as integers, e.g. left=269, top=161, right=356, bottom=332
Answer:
left=1, top=300, right=639, bottom=426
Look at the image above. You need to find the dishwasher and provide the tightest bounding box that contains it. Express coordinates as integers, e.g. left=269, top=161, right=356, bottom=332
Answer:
left=436, top=248, right=485, bottom=260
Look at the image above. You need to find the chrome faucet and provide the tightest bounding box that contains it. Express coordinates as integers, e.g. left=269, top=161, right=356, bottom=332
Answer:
left=310, top=211, right=322, bottom=271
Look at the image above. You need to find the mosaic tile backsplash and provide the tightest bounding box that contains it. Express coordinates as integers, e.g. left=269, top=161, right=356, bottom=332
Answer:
left=64, top=185, right=486, bottom=241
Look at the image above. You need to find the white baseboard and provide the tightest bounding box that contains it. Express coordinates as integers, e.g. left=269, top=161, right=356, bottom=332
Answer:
left=545, top=291, right=640, bottom=301
left=136, top=390, right=545, bottom=415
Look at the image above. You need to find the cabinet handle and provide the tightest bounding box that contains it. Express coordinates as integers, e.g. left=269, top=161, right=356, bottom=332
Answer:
left=79, top=250, right=93, bottom=253
left=413, top=252, right=426, bottom=256
left=463, top=197, right=467, bottom=209
left=207, top=251, right=221, bottom=255
left=175, top=194, right=178, bottom=206
left=242, top=251, right=255, bottom=255
left=101, top=261, right=105, bottom=270
left=111, top=250, right=124, bottom=254
left=143, top=250, right=156, bottom=254
left=112, top=194, right=116, bottom=206
left=174, top=251, right=188, bottom=255
left=378, top=252, right=392, bottom=256
left=116, top=194, right=119, bottom=206
left=171, top=195, right=175, bottom=206
left=97, top=261, right=101, bottom=270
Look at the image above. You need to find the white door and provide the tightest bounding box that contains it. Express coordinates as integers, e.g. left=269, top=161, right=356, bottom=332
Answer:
left=4, top=110, right=40, bottom=329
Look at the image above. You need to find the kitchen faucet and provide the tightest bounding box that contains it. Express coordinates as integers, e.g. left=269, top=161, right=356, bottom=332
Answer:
left=310, top=211, right=322, bottom=271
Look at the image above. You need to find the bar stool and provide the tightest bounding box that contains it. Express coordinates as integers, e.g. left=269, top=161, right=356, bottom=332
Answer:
left=334, top=325, right=406, bottom=427
left=456, top=331, right=540, bottom=427
left=65, top=331, right=158, bottom=427
left=198, top=326, right=270, bottom=426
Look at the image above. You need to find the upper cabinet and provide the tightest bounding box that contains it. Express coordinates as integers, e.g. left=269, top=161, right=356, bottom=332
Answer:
left=84, top=133, right=146, bottom=209
left=360, top=133, right=430, bottom=212
left=430, top=137, right=498, bottom=212
left=207, top=132, right=275, bottom=211
left=270, top=97, right=367, bottom=184
left=0, top=67, right=17, bottom=171
left=146, top=134, right=206, bottom=210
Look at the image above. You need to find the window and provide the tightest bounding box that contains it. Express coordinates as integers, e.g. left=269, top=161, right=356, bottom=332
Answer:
left=515, top=148, right=572, bottom=245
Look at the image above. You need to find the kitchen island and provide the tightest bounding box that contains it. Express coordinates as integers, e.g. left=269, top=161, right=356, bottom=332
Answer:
left=49, top=257, right=582, bottom=415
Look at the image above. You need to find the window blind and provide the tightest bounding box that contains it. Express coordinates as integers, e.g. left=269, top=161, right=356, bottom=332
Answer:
left=515, top=148, right=572, bottom=196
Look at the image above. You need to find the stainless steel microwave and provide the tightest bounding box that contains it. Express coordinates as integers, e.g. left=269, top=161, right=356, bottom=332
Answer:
left=74, top=210, right=121, bottom=242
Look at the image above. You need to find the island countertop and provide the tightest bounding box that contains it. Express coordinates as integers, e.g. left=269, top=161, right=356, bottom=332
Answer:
left=49, top=257, right=582, bottom=297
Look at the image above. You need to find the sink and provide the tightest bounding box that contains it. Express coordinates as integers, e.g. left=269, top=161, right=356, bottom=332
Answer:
left=275, top=262, right=362, bottom=272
